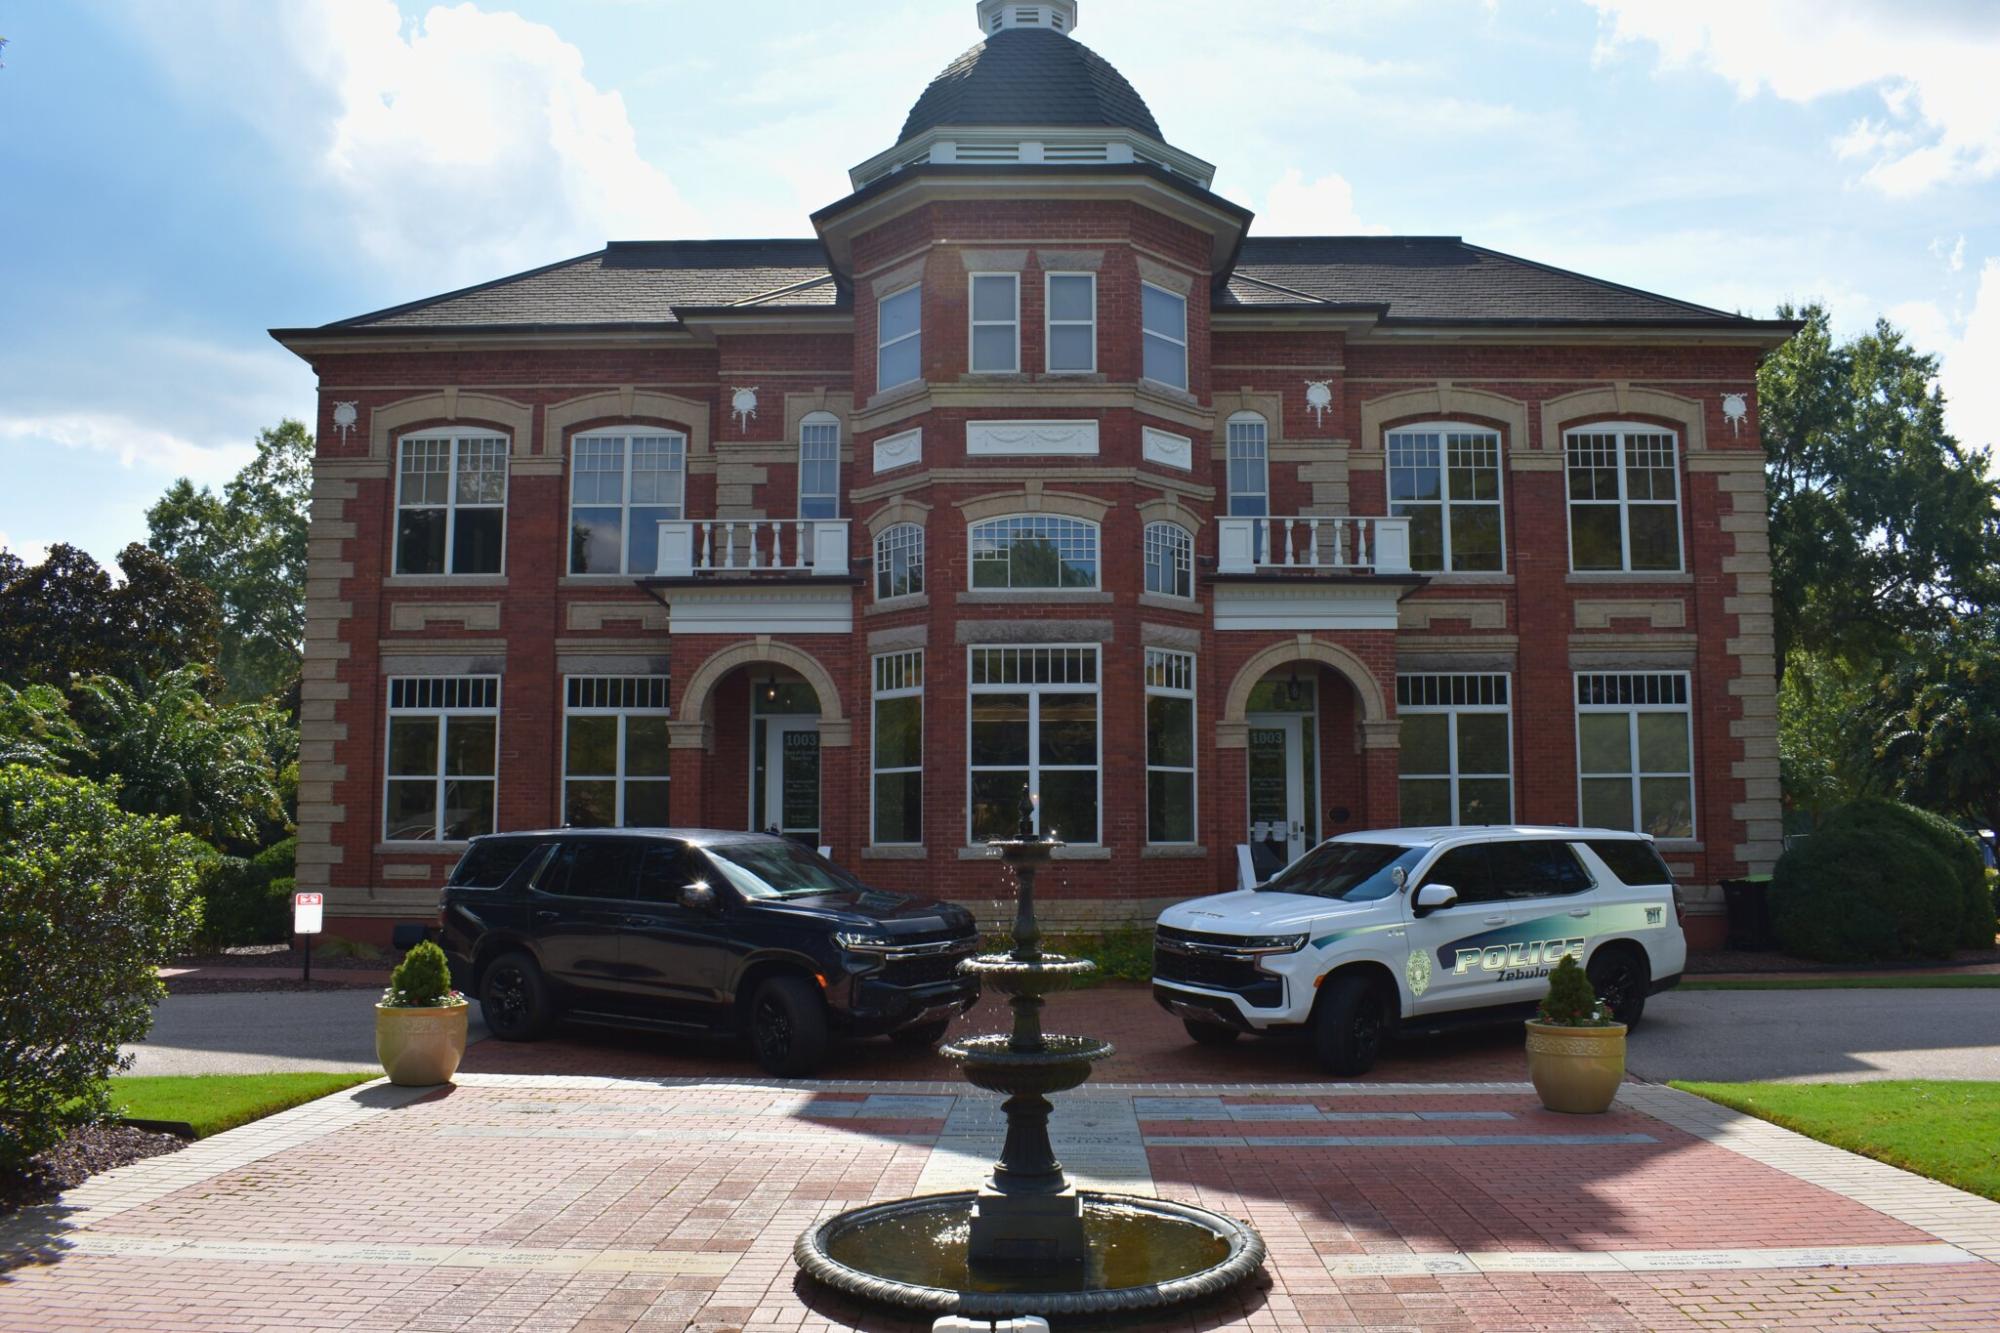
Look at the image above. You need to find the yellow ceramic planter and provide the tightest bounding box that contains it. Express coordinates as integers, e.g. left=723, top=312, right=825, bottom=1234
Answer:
left=1524, top=1020, right=1627, bottom=1114
left=375, top=1000, right=470, bottom=1087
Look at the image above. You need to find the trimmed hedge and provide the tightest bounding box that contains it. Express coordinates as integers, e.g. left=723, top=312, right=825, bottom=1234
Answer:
left=194, top=836, right=298, bottom=948
left=1828, top=800, right=1994, bottom=950
left=1770, top=804, right=1963, bottom=963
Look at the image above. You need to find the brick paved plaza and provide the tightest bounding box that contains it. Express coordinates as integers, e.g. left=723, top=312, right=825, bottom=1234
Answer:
left=7, top=995, right=2000, bottom=1332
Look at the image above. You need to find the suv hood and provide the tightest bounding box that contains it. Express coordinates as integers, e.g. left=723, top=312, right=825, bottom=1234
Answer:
left=1160, top=889, right=1388, bottom=936
left=743, top=889, right=975, bottom=938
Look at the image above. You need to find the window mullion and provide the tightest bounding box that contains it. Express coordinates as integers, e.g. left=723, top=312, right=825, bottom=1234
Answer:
left=443, top=438, right=459, bottom=575
left=1614, top=433, right=1633, bottom=572
left=621, top=436, right=636, bottom=576
left=434, top=716, right=449, bottom=841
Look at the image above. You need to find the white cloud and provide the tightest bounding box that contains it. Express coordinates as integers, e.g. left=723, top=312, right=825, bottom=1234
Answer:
left=126, top=1, right=704, bottom=285
left=1256, top=169, right=1386, bottom=236
left=1887, top=257, right=2000, bottom=465
left=1586, top=0, right=2000, bottom=195
left=0, top=414, right=255, bottom=486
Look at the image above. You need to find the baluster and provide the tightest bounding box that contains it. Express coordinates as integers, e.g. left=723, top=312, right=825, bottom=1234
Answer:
left=795, top=521, right=810, bottom=570
left=1357, top=519, right=1372, bottom=570
left=753, top=521, right=766, bottom=570
left=1305, top=518, right=1320, bottom=568
left=724, top=522, right=739, bottom=569
left=1260, top=519, right=1273, bottom=568
left=697, top=522, right=711, bottom=570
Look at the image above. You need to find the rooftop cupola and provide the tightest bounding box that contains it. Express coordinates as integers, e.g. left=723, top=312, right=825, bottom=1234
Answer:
left=976, top=1, right=1080, bottom=35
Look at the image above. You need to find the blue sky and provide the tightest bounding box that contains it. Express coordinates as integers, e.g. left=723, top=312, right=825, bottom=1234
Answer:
left=3, top=0, right=1996, bottom=565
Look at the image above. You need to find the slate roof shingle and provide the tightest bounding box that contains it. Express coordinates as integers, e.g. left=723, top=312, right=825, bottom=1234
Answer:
left=898, top=28, right=1162, bottom=144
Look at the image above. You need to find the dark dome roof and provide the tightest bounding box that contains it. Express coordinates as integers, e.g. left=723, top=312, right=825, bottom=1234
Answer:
left=897, top=27, right=1162, bottom=145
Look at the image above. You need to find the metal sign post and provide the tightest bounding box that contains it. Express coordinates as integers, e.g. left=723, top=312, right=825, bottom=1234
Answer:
left=294, top=892, right=324, bottom=984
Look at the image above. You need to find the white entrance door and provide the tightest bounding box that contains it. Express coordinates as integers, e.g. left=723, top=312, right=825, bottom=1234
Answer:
left=1245, top=713, right=1308, bottom=880
left=758, top=717, right=821, bottom=844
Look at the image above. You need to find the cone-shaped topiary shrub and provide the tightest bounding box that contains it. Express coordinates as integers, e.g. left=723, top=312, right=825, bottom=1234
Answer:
left=383, top=939, right=458, bottom=1008
left=1769, top=810, right=1958, bottom=963
left=1536, top=954, right=1611, bottom=1027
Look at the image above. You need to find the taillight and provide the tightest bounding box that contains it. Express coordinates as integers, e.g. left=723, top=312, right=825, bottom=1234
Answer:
left=1671, top=884, right=1686, bottom=924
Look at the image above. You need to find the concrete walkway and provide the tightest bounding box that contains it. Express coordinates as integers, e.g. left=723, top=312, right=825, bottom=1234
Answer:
left=123, top=990, right=490, bottom=1076
left=1629, top=988, right=2000, bottom=1083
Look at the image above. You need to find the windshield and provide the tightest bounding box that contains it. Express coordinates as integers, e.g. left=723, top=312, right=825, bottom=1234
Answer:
left=1255, top=842, right=1424, bottom=902
left=701, top=838, right=870, bottom=900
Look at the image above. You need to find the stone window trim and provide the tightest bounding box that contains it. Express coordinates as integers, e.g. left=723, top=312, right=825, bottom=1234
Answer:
left=1541, top=385, right=1707, bottom=453
left=1357, top=386, right=1527, bottom=469
left=368, top=394, right=534, bottom=461
left=546, top=390, right=712, bottom=459
left=1134, top=255, right=1197, bottom=296
left=957, top=248, right=1029, bottom=272
left=954, top=489, right=1112, bottom=525
left=868, top=257, right=927, bottom=299
left=864, top=495, right=933, bottom=535
left=1034, top=248, right=1104, bottom=272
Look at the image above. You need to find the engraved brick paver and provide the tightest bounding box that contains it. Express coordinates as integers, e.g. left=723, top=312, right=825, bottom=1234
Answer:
left=4, top=1067, right=2000, bottom=1330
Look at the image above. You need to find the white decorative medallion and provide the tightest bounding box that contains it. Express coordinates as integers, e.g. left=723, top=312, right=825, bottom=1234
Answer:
left=331, top=401, right=359, bottom=444
left=1720, top=392, right=1749, bottom=436
left=873, top=427, right=923, bottom=474
left=966, top=419, right=1099, bottom=457
left=730, top=386, right=759, bottom=429
left=1141, top=427, right=1192, bottom=471
left=1304, top=380, right=1333, bottom=426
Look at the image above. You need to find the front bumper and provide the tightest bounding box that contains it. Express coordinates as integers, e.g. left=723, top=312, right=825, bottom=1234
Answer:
left=840, top=974, right=980, bottom=1038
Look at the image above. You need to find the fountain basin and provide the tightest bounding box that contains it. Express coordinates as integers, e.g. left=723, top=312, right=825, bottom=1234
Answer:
left=960, top=952, right=1097, bottom=995
left=796, top=1190, right=1266, bottom=1318
left=941, top=1032, right=1112, bottom=1096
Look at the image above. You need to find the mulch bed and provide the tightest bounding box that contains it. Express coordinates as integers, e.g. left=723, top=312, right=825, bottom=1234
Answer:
left=171, top=944, right=391, bottom=972
left=164, top=976, right=382, bottom=995
left=1, top=1123, right=185, bottom=1215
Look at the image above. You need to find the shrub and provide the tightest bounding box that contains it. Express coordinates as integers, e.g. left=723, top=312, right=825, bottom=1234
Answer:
left=250, top=836, right=296, bottom=882
left=0, top=764, right=203, bottom=1171
left=1818, top=799, right=1994, bottom=951
left=1537, top=954, right=1611, bottom=1027
left=384, top=940, right=456, bottom=1008
left=194, top=853, right=292, bottom=949
left=1770, top=812, right=1960, bottom=963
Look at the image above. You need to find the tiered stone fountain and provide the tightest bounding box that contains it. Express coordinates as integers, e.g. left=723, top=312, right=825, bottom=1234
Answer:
left=795, top=790, right=1266, bottom=1319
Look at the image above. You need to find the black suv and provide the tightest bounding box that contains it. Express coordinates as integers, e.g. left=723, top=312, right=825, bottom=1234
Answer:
left=439, top=829, right=981, bottom=1075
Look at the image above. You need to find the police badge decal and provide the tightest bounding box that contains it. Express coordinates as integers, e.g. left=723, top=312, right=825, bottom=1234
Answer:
left=1405, top=948, right=1433, bottom=998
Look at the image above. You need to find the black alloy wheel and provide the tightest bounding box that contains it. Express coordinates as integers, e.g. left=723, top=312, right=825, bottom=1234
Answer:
left=749, top=975, right=829, bottom=1076
left=1587, top=948, right=1649, bottom=1028
left=478, top=952, right=550, bottom=1041
left=1314, top=974, right=1390, bottom=1076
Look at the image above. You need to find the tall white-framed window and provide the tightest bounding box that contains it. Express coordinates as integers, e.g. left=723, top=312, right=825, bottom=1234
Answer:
left=1226, top=413, right=1269, bottom=518
left=383, top=676, right=499, bottom=842
left=968, top=645, right=1100, bottom=843
left=1145, top=648, right=1197, bottom=844
left=395, top=431, right=508, bottom=575
left=877, top=283, right=922, bottom=392
left=1397, top=673, right=1513, bottom=826
left=798, top=412, right=841, bottom=519
left=1045, top=271, right=1096, bottom=373
left=872, top=650, right=924, bottom=846
left=875, top=522, right=925, bottom=600
left=1387, top=423, right=1505, bottom=573
left=968, top=272, right=1020, bottom=374
left=568, top=428, right=687, bottom=575
left=1576, top=671, right=1694, bottom=839
left=562, top=676, right=670, bottom=828
left=1143, top=521, right=1193, bottom=599
left=1566, top=423, right=1683, bottom=572
left=1141, top=282, right=1189, bottom=389
left=968, top=514, right=1099, bottom=589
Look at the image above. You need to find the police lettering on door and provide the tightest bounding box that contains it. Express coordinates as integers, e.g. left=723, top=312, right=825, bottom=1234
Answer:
left=1452, top=936, right=1585, bottom=981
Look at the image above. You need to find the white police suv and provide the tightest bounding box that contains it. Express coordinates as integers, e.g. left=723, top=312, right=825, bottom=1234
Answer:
left=1152, top=826, right=1686, bottom=1075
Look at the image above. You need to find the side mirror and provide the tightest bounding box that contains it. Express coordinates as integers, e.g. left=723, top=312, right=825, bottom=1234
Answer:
left=680, top=882, right=717, bottom=912
left=1413, top=883, right=1458, bottom=917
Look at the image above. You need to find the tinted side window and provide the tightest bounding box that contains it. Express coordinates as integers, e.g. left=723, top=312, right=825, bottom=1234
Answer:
left=1420, top=845, right=1498, bottom=904
left=636, top=845, right=703, bottom=903
left=449, top=838, right=538, bottom=888
left=1489, top=840, right=1594, bottom=900
left=536, top=841, right=638, bottom=899
left=1587, top=838, right=1675, bottom=887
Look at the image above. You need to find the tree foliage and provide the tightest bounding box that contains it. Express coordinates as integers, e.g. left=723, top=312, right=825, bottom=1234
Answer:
left=147, top=419, right=313, bottom=701
left=0, top=681, right=87, bottom=771
left=1758, top=304, right=2000, bottom=665
left=0, top=765, right=204, bottom=1170
left=1776, top=649, right=1877, bottom=829
left=1874, top=625, right=2000, bottom=836
left=0, top=542, right=220, bottom=689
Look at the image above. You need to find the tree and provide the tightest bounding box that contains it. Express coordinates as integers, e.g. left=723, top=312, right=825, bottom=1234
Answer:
left=70, top=665, right=288, bottom=847
left=0, top=765, right=204, bottom=1171
left=1776, top=649, right=1877, bottom=829
left=0, top=543, right=220, bottom=689
left=0, top=681, right=87, bottom=770
left=1758, top=304, right=2000, bottom=666
left=1874, top=625, right=2000, bottom=836
left=146, top=420, right=313, bottom=701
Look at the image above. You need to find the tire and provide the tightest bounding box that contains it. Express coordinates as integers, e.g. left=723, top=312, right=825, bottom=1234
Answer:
left=1587, top=947, right=1649, bottom=1029
left=1183, top=1018, right=1241, bottom=1046
left=749, top=975, right=829, bottom=1076
left=890, top=1018, right=951, bottom=1048
left=478, top=951, right=553, bottom=1041
left=1312, top=975, right=1391, bottom=1076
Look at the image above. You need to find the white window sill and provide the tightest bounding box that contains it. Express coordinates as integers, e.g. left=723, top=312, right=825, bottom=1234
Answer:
left=862, top=845, right=927, bottom=860
left=865, top=593, right=929, bottom=615
left=559, top=574, right=649, bottom=586
left=1565, top=570, right=1693, bottom=584
left=374, top=841, right=470, bottom=854
left=867, top=380, right=926, bottom=411
left=957, top=844, right=1112, bottom=861
left=1142, top=844, right=1207, bottom=859
left=1423, top=572, right=1514, bottom=585
left=1138, top=592, right=1200, bottom=613
left=384, top=575, right=509, bottom=589
left=957, top=589, right=1113, bottom=605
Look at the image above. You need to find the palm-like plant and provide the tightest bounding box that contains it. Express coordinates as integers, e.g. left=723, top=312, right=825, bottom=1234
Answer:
left=0, top=680, right=88, bottom=770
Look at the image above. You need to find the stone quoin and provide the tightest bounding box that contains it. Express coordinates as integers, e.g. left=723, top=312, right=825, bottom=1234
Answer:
left=271, top=1, right=1794, bottom=947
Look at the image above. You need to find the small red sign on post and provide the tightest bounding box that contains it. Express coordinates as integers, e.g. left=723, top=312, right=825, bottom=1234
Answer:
left=294, top=892, right=324, bottom=984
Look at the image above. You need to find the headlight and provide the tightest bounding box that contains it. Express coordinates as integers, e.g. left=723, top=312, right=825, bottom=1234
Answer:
left=834, top=931, right=894, bottom=952
left=1237, top=933, right=1309, bottom=954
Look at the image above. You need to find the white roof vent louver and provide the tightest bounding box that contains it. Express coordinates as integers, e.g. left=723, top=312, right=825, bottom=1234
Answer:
left=977, top=1, right=1078, bottom=36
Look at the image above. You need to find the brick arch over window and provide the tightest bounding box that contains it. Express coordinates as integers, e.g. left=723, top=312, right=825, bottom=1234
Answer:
left=1541, top=385, right=1706, bottom=452
left=671, top=639, right=850, bottom=752
left=1217, top=638, right=1390, bottom=749
left=368, top=392, right=534, bottom=459
left=1358, top=385, right=1528, bottom=455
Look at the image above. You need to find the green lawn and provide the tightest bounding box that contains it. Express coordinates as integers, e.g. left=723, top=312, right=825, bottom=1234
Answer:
left=1672, top=1080, right=2000, bottom=1203
left=1681, top=975, right=2000, bottom=990
left=107, top=1072, right=378, bottom=1138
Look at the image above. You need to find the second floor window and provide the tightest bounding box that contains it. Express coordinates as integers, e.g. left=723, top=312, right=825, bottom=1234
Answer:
left=1045, top=272, right=1096, bottom=373
left=969, top=515, right=1098, bottom=590
left=969, top=273, right=1020, bottom=373
left=1144, top=522, right=1193, bottom=598
left=1141, top=282, right=1188, bottom=390
left=1567, top=424, right=1683, bottom=572
left=875, top=523, right=925, bottom=600
left=878, top=284, right=921, bottom=392
left=798, top=414, right=841, bottom=518
left=396, top=432, right=507, bottom=575
left=569, top=430, right=687, bottom=575
left=1226, top=414, right=1269, bottom=517
left=1387, top=424, right=1504, bottom=572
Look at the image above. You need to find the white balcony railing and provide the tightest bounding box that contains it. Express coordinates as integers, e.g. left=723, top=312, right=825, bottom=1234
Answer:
left=654, top=519, right=850, bottom=578
left=1215, top=515, right=1412, bottom=576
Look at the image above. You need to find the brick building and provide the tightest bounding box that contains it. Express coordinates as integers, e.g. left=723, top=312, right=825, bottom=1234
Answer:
left=273, top=1, right=1793, bottom=947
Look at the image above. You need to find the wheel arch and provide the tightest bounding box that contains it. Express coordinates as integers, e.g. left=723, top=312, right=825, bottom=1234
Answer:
left=1311, top=958, right=1404, bottom=1022
left=731, top=953, right=827, bottom=1029
left=469, top=932, right=540, bottom=992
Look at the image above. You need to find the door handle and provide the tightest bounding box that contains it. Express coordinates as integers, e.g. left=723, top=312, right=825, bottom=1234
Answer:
left=533, top=910, right=558, bottom=924
left=1482, top=914, right=1508, bottom=926
left=1568, top=908, right=1591, bottom=918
